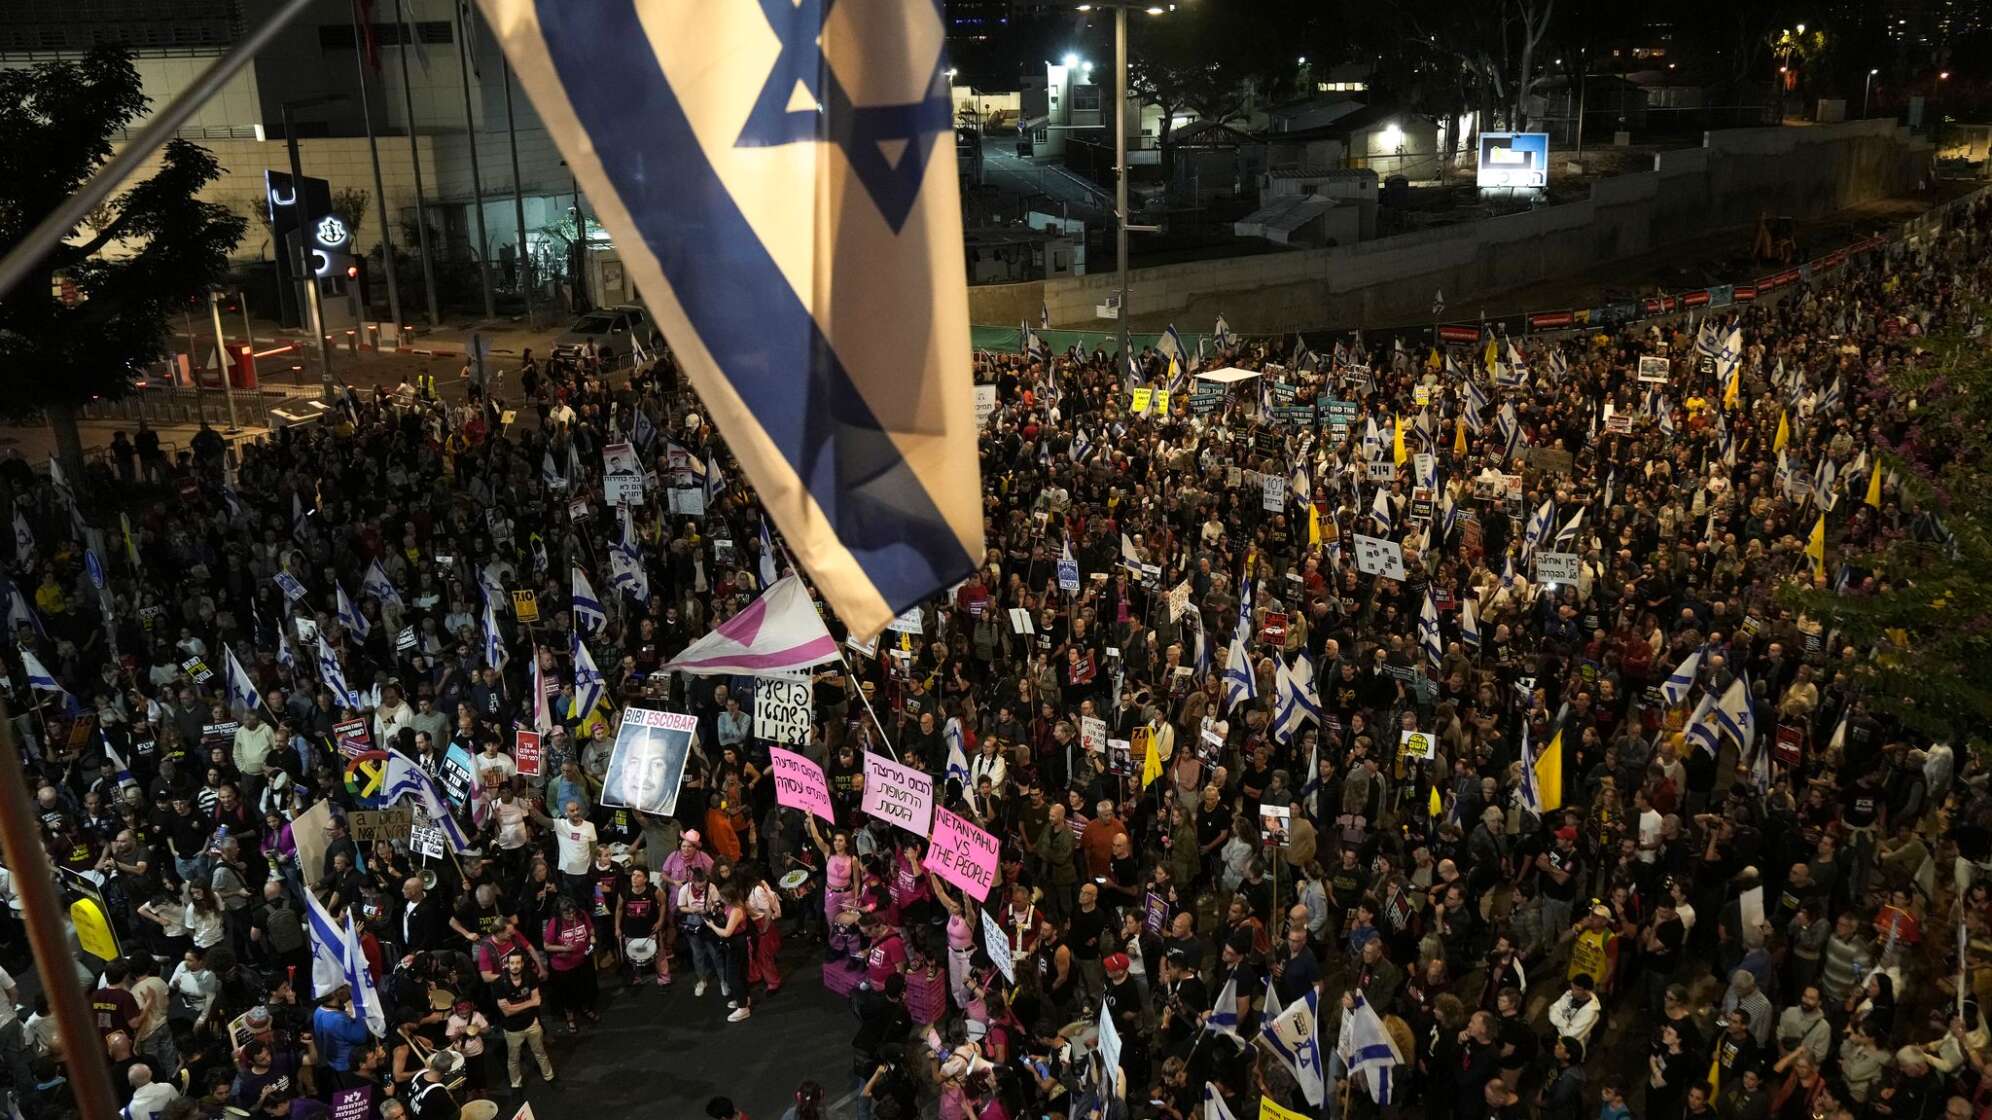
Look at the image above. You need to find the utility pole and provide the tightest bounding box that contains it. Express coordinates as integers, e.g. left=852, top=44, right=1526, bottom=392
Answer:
left=393, top=0, right=441, bottom=327
left=208, top=289, right=240, bottom=433
left=456, top=3, right=497, bottom=320
left=502, top=57, right=535, bottom=329
left=349, top=0, right=403, bottom=338
left=282, top=101, right=337, bottom=402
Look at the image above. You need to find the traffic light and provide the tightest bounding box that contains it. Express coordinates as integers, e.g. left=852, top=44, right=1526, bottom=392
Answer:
left=347, top=256, right=370, bottom=307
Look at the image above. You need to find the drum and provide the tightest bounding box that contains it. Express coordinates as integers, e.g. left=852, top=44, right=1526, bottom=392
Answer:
left=428, top=989, right=456, bottom=1012
left=625, top=937, right=658, bottom=965
left=779, top=869, right=812, bottom=899
left=461, top=1101, right=501, bottom=1120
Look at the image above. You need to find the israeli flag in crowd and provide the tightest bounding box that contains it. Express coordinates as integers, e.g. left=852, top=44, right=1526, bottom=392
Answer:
left=944, top=716, right=971, bottom=789
left=705, top=448, right=728, bottom=505
left=335, top=582, right=370, bottom=640
left=482, top=599, right=507, bottom=668
left=1716, top=671, right=1756, bottom=753
left=1262, top=985, right=1326, bottom=1107
left=10, top=507, right=33, bottom=572
left=1686, top=691, right=1722, bottom=758
left=1661, top=646, right=1704, bottom=707
left=383, top=749, right=471, bottom=853
left=476, top=0, right=983, bottom=642
left=363, top=559, right=403, bottom=610
left=1273, top=654, right=1320, bottom=746
left=103, top=742, right=139, bottom=793
left=1201, top=1081, right=1238, bottom=1120
left=1418, top=591, right=1443, bottom=672
left=631, top=407, right=657, bottom=452
left=5, top=583, right=47, bottom=642
left=610, top=508, right=651, bottom=603
left=571, top=633, right=605, bottom=719
left=277, top=628, right=297, bottom=671
left=1517, top=724, right=1544, bottom=816
left=316, top=635, right=361, bottom=710
left=302, top=890, right=386, bottom=1037
left=224, top=646, right=262, bottom=716
left=1214, top=315, right=1233, bottom=349
left=541, top=449, right=564, bottom=489
left=1205, top=975, right=1241, bottom=1036
left=20, top=649, right=60, bottom=693
left=1459, top=598, right=1480, bottom=650
left=273, top=570, right=308, bottom=603
left=758, top=517, right=781, bottom=589
left=571, top=565, right=607, bottom=635
left=1337, top=992, right=1403, bottom=1106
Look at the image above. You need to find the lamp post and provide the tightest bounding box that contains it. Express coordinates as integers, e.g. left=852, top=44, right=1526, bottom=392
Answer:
left=280, top=94, right=347, bottom=402
left=1864, top=68, right=1879, bottom=117
left=1072, top=1, right=1175, bottom=365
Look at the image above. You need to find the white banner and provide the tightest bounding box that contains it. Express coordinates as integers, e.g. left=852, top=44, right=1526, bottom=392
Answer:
left=1352, top=533, right=1407, bottom=580
left=751, top=677, right=813, bottom=745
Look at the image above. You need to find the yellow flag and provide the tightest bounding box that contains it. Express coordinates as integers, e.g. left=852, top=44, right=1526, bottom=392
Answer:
left=1708, top=1052, right=1724, bottom=1094
left=1534, top=730, right=1564, bottom=812
left=1308, top=503, right=1322, bottom=547
left=1393, top=416, right=1408, bottom=465
left=1723, top=368, right=1740, bottom=410
left=119, top=512, right=139, bottom=568
left=1806, top=513, right=1827, bottom=582
left=1138, top=726, right=1162, bottom=789
left=1773, top=411, right=1789, bottom=452
left=1864, top=460, right=1883, bottom=508
left=1428, top=785, right=1443, bottom=818
left=1483, top=336, right=1498, bottom=373
left=1427, top=347, right=1441, bottom=371
left=1453, top=417, right=1469, bottom=456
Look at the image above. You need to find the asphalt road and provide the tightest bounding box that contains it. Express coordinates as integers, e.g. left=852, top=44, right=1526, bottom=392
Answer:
left=508, top=951, right=862, bottom=1120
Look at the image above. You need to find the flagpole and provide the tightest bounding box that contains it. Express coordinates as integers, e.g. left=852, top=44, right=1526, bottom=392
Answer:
left=0, top=705, right=119, bottom=1119
left=770, top=537, right=898, bottom=761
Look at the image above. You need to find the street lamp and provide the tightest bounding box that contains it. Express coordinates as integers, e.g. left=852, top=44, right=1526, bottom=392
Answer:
left=1864, top=68, right=1878, bottom=117
left=1061, top=0, right=1180, bottom=367
left=279, top=93, right=347, bottom=403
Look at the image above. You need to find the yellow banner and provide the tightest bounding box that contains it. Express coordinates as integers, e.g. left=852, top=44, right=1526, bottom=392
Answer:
left=1261, top=1097, right=1309, bottom=1120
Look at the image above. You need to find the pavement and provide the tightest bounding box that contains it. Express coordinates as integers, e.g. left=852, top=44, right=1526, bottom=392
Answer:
left=497, top=953, right=863, bottom=1120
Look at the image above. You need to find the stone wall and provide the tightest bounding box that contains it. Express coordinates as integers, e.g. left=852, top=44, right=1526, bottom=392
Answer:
left=974, top=118, right=1932, bottom=334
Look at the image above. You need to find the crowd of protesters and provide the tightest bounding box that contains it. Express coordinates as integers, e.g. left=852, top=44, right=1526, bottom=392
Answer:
left=0, top=188, right=1988, bottom=1120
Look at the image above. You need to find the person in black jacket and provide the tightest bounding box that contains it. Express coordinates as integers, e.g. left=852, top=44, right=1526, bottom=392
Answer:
left=400, top=875, right=453, bottom=954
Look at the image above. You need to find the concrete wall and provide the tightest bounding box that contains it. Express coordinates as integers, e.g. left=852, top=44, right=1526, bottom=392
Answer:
left=989, top=118, right=1931, bottom=333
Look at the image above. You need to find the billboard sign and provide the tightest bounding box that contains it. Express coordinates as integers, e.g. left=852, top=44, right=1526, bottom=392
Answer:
left=1477, top=132, right=1550, bottom=189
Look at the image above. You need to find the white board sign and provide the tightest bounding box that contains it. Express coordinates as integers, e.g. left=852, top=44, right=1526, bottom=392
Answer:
left=1261, top=474, right=1286, bottom=512
left=1080, top=715, right=1107, bottom=753
left=1534, top=550, right=1582, bottom=584
left=1008, top=607, right=1035, bottom=635
left=974, top=384, right=999, bottom=428
left=981, top=907, right=1015, bottom=984
left=752, top=677, right=813, bottom=745
left=1637, top=356, right=1670, bottom=384
left=1167, top=580, right=1192, bottom=623
left=1352, top=533, right=1408, bottom=580
left=885, top=606, right=923, bottom=636
left=602, top=441, right=646, bottom=504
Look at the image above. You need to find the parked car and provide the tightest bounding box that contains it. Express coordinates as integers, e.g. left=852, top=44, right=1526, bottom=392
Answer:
left=550, top=304, right=662, bottom=365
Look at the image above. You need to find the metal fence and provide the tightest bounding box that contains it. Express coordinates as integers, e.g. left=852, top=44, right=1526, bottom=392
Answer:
left=74, top=385, right=287, bottom=430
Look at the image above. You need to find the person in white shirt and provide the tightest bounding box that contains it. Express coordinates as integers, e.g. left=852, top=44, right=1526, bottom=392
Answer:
left=230, top=710, right=277, bottom=798
left=124, top=1063, right=177, bottom=1120
left=532, top=799, right=598, bottom=898
left=373, top=684, right=416, bottom=747
left=1547, top=974, right=1602, bottom=1044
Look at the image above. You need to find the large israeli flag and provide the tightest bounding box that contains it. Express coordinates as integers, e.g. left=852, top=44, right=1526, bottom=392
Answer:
left=478, top=0, right=983, bottom=641
left=571, top=564, right=607, bottom=636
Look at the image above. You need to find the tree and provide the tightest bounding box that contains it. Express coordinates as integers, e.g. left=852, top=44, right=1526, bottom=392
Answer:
left=1786, top=326, right=1992, bottom=750
left=1127, top=3, right=1300, bottom=180
left=0, top=48, right=246, bottom=480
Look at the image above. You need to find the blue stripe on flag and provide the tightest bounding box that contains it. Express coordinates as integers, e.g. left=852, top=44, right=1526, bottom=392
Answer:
left=533, top=0, right=973, bottom=612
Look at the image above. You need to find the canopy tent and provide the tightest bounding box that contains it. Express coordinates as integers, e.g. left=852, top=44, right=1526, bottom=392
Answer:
left=1194, top=367, right=1264, bottom=385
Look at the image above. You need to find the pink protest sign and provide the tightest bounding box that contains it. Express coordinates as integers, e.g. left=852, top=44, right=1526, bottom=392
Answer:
left=927, top=806, right=1000, bottom=902
left=768, top=747, right=836, bottom=824
left=861, top=750, right=935, bottom=836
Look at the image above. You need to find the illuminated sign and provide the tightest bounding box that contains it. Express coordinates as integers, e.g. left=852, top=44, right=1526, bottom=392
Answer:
left=1476, top=132, right=1550, bottom=189
left=314, top=215, right=349, bottom=250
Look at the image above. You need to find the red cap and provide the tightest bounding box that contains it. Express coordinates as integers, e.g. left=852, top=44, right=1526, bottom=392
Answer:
left=1103, top=952, right=1131, bottom=973
left=1555, top=826, right=1579, bottom=842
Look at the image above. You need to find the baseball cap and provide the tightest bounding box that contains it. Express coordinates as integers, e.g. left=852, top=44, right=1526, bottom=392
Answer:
left=1555, top=826, right=1578, bottom=842
left=1590, top=903, right=1611, bottom=918
left=682, top=829, right=702, bottom=846
left=1103, top=953, right=1130, bottom=973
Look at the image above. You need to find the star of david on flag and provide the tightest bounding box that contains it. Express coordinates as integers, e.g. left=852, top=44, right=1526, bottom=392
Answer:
left=476, top=0, right=983, bottom=641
